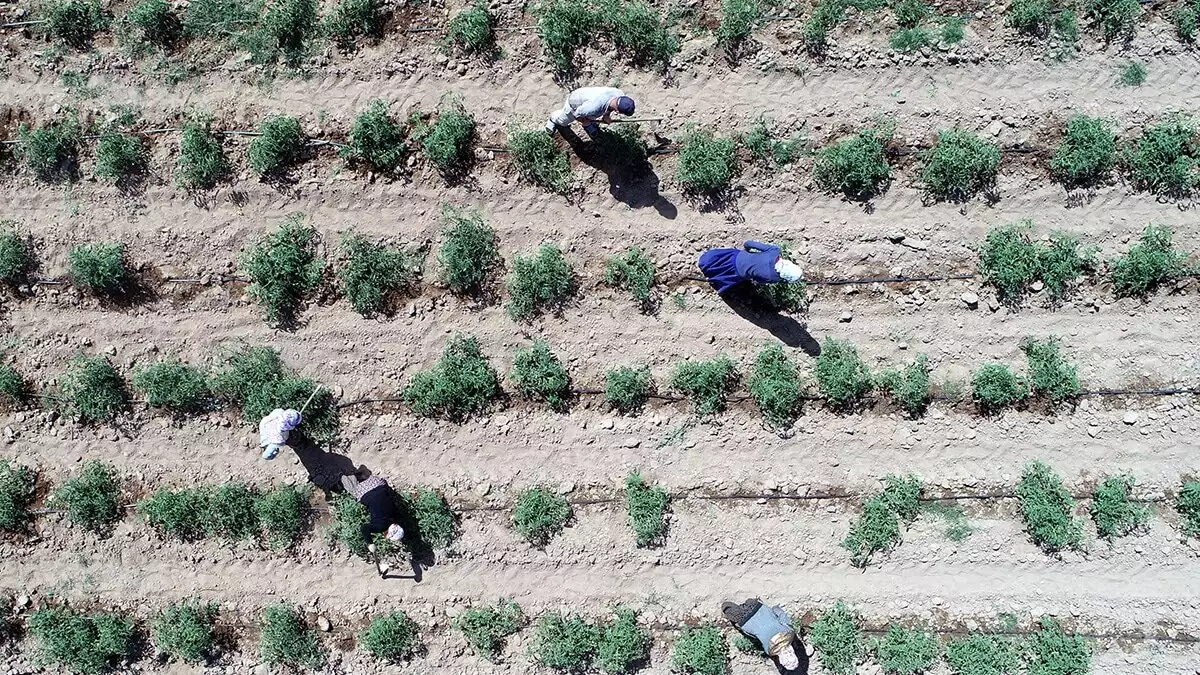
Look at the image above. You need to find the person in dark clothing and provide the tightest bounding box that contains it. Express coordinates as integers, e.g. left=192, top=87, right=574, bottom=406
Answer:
left=340, top=473, right=404, bottom=577
left=722, top=598, right=807, bottom=674
left=698, top=241, right=804, bottom=295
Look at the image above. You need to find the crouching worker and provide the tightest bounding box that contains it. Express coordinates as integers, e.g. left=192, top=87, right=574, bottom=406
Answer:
left=698, top=241, right=804, bottom=296
left=259, top=409, right=302, bottom=460
left=721, top=598, right=805, bottom=674
left=340, top=472, right=406, bottom=577
left=545, top=86, right=636, bottom=139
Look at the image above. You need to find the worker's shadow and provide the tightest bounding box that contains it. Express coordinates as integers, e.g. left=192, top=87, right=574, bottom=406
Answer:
left=563, top=128, right=678, bottom=219
left=721, top=285, right=821, bottom=356
left=290, top=436, right=358, bottom=497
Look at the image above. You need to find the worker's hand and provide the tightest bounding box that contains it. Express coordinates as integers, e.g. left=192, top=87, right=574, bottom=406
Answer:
left=576, top=116, right=592, bottom=125
left=601, top=112, right=613, bottom=124
left=367, top=543, right=377, bottom=554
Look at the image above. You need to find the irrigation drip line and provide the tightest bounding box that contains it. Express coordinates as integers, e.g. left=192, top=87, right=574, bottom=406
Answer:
left=0, top=19, right=45, bottom=28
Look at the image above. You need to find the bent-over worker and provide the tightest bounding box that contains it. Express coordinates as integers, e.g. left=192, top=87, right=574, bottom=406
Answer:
left=721, top=598, right=805, bottom=673
left=340, top=472, right=405, bottom=577
left=545, top=86, right=636, bottom=139
left=259, top=409, right=302, bottom=460
left=698, top=241, right=804, bottom=296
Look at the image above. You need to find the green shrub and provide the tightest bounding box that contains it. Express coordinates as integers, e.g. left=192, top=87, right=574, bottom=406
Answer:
left=1021, top=337, right=1080, bottom=402
left=753, top=277, right=808, bottom=313
left=328, top=492, right=370, bottom=556
left=423, top=99, right=476, bottom=174
left=0, top=364, right=27, bottom=404
left=176, top=118, right=228, bottom=190
left=971, top=363, right=1027, bottom=412
left=260, top=605, right=326, bottom=669
left=202, top=483, right=259, bottom=540
left=1052, top=8, right=1080, bottom=46
left=510, top=341, right=571, bottom=411
left=748, top=344, right=802, bottom=428
left=1086, top=0, right=1141, bottom=39
left=54, top=461, right=121, bottom=533
left=1090, top=475, right=1148, bottom=540
left=1037, top=232, right=1096, bottom=299
left=605, top=248, right=656, bottom=310
left=941, top=15, right=965, bottom=43
left=919, top=129, right=1001, bottom=202
left=1177, top=5, right=1198, bottom=41
left=344, top=100, right=408, bottom=173
left=1109, top=224, right=1189, bottom=297
left=531, top=612, right=599, bottom=670
left=625, top=473, right=669, bottom=547
left=978, top=222, right=1096, bottom=302
left=209, top=345, right=339, bottom=443
left=447, top=1, right=497, bottom=56
left=255, top=484, right=309, bottom=549
left=506, top=244, right=575, bottom=321
left=875, top=355, right=931, bottom=418
left=536, top=0, right=599, bottom=77
left=1017, top=461, right=1083, bottom=553
left=241, top=214, right=324, bottom=325
left=0, top=461, right=35, bottom=531
left=18, top=116, right=82, bottom=181
left=842, top=475, right=923, bottom=567
left=891, top=26, right=934, bottom=51
left=1027, top=618, right=1089, bottom=675
left=183, top=0, right=258, bottom=38
left=1008, top=0, right=1051, bottom=33
left=248, top=0, right=319, bottom=65
left=945, top=634, right=1020, bottom=675
left=814, top=126, right=893, bottom=200
left=602, top=1, right=679, bottom=68
left=0, top=228, right=34, bottom=285
left=152, top=601, right=217, bottom=664
left=1175, top=481, right=1200, bottom=539
left=41, top=0, right=107, bottom=48
left=94, top=134, right=146, bottom=183
left=597, top=608, right=651, bottom=674
left=1120, top=118, right=1199, bottom=198
left=595, top=123, right=653, bottom=172
left=804, top=0, right=846, bottom=54
left=814, top=338, right=873, bottom=410
left=324, top=0, right=385, bottom=49
left=400, top=488, right=456, bottom=550
left=809, top=602, right=863, bottom=675
left=438, top=205, right=501, bottom=296
left=671, top=625, right=728, bottom=675
left=139, top=487, right=207, bottom=539
left=677, top=128, right=738, bottom=194
left=741, top=117, right=804, bottom=168
left=670, top=355, right=737, bottom=415
left=874, top=626, right=939, bottom=675
left=1118, top=60, right=1146, bottom=86
left=606, top=366, right=651, bottom=413
left=507, top=123, right=571, bottom=194
left=62, top=356, right=128, bottom=422
left=133, top=360, right=210, bottom=412
left=717, top=0, right=763, bottom=49
left=402, top=333, right=501, bottom=421
left=453, top=600, right=523, bottom=660
left=248, top=115, right=306, bottom=176
left=69, top=243, right=130, bottom=295
left=361, top=611, right=420, bottom=662
left=1051, top=116, right=1116, bottom=187
left=121, top=0, right=180, bottom=51
left=513, top=487, right=572, bottom=546
left=338, top=232, right=418, bottom=316
left=895, top=0, right=932, bottom=27
left=29, top=608, right=133, bottom=675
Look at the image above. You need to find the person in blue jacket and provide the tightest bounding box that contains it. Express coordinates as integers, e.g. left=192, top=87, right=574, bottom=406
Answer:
left=722, top=598, right=805, bottom=673
left=698, top=241, right=804, bottom=296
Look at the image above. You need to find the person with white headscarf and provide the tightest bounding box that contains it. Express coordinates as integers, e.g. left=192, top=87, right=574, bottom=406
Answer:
left=259, top=408, right=302, bottom=460
left=697, top=240, right=804, bottom=296
left=340, top=472, right=406, bottom=577
left=721, top=598, right=806, bottom=673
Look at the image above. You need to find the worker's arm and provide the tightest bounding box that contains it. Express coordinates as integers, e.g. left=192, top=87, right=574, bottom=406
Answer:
left=770, top=605, right=792, bottom=627
left=743, top=240, right=778, bottom=254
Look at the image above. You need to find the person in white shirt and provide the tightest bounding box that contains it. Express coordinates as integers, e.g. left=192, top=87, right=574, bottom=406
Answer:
left=545, top=86, right=636, bottom=138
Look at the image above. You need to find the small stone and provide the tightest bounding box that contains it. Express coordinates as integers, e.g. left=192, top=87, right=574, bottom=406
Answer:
left=886, top=232, right=906, bottom=243
left=475, top=482, right=491, bottom=497
left=987, top=298, right=1000, bottom=312
left=621, top=438, right=641, bottom=448
left=15, top=594, right=30, bottom=608
left=839, top=311, right=853, bottom=323
left=317, top=616, right=331, bottom=632
left=557, top=481, right=575, bottom=495
left=1123, top=411, right=1139, bottom=425
left=961, top=291, right=979, bottom=308
left=1031, top=280, right=1044, bottom=292
left=103, top=345, right=117, bottom=356
left=599, top=419, right=615, bottom=430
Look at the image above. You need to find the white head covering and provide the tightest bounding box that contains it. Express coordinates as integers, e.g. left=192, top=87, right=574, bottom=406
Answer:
left=777, top=645, right=800, bottom=670
left=386, top=524, right=405, bottom=543
left=774, top=259, right=804, bottom=282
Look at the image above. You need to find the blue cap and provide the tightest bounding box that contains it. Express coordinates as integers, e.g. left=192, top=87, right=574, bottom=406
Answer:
left=616, top=96, right=635, bottom=116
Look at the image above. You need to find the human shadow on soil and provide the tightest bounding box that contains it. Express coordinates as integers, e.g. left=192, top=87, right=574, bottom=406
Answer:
left=562, top=127, right=678, bottom=219
left=720, top=286, right=821, bottom=356
left=291, top=436, right=358, bottom=496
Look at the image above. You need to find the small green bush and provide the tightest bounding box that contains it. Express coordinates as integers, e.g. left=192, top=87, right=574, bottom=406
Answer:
left=597, top=608, right=651, bottom=674
left=506, top=244, right=575, bottom=321
left=891, top=27, right=934, bottom=52
left=671, top=625, right=728, bottom=675
left=874, top=625, right=939, bottom=675
left=507, top=123, right=572, bottom=194
left=139, top=487, right=207, bottom=540
left=625, top=473, right=669, bottom=547
left=510, top=341, right=571, bottom=411
left=447, top=2, right=497, bottom=56
left=1021, top=337, right=1080, bottom=402
left=1090, top=475, right=1148, bottom=540
left=741, top=117, right=804, bottom=168
left=402, top=333, right=501, bottom=421
left=241, top=214, right=324, bottom=326
left=255, top=484, right=309, bottom=549
left=0, top=228, right=34, bottom=285
left=1017, top=461, right=1083, bottom=553
left=0, top=364, right=27, bottom=404
left=328, top=492, right=370, bottom=556
left=536, top=0, right=599, bottom=77
left=54, top=461, right=121, bottom=533
left=121, top=0, right=180, bottom=51
left=945, top=634, right=1020, bottom=675
left=978, top=222, right=1096, bottom=301
left=325, top=0, right=385, bottom=49
left=605, top=248, right=656, bottom=310
left=17, top=116, right=82, bottom=182
left=602, top=1, right=679, bottom=69
left=62, top=356, right=129, bottom=422
left=895, top=0, right=932, bottom=27
left=513, top=487, right=572, bottom=546
left=1008, top=0, right=1051, bottom=34
left=717, top=0, right=763, bottom=49
left=606, top=366, right=651, bottom=413
left=94, top=134, right=146, bottom=183
left=814, top=338, right=873, bottom=410
left=400, top=488, right=456, bottom=551
left=133, top=360, right=210, bottom=412
left=29, top=608, right=133, bottom=675
left=0, top=461, right=36, bottom=531
left=531, top=612, right=599, bottom=670
left=209, top=345, right=339, bottom=443
left=338, top=232, right=418, bottom=316
left=1027, top=618, right=1090, bottom=675
left=1086, top=0, right=1141, bottom=39
left=152, top=601, right=217, bottom=664
left=1051, top=116, right=1116, bottom=187
left=677, top=128, right=738, bottom=194
left=670, top=355, right=737, bottom=415
left=248, top=115, right=306, bottom=177
left=1120, top=118, right=1199, bottom=198
left=1108, top=224, right=1189, bottom=297
left=842, top=475, right=923, bottom=567
left=809, top=602, right=863, bottom=675
left=423, top=99, right=476, bottom=174
left=260, top=605, right=326, bottom=670
left=361, top=611, right=420, bottom=662
left=875, top=355, right=931, bottom=418
left=1118, top=60, right=1146, bottom=86
left=596, top=123, right=653, bottom=172
left=183, top=0, right=258, bottom=38
left=1175, top=481, right=1200, bottom=539
left=1177, top=5, right=1198, bottom=41
left=203, top=482, right=260, bottom=540
left=42, top=0, right=107, bottom=48
left=438, top=205, right=501, bottom=296
left=941, top=15, right=966, bottom=43
left=453, top=600, right=523, bottom=661
left=804, top=0, right=846, bottom=54
left=971, top=363, right=1027, bottom=412
left=748, top=344, right=802, bottom=428
left=344, top=100, right=408, bottom=173
left=248, top=0, right=320, bottom=65
left=176, top=118, right=228, bottom=190
left=814, top=126, right=893, bottom=200
left=69, top=243, right=130, bottom=295
left=919, top=129, right=1001, bottom=202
